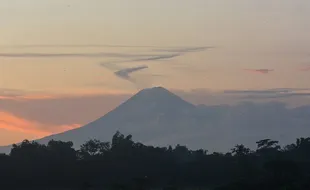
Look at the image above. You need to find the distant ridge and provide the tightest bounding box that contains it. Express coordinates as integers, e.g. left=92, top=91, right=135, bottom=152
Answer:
left=1, top=86, right=310, bottom=154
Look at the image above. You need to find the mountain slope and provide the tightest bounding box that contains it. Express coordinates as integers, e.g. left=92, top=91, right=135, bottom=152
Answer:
left=34, top=87, right=198, bottom=148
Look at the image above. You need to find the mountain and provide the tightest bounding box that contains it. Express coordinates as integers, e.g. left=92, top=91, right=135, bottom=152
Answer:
left=35, top=87, right=198, bottom=146
left=0, top=87, right=198, bottom=153
left=1, top=87, right=310, bottom=153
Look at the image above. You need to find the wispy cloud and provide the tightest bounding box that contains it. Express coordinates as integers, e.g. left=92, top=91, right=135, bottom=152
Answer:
left=0, top=45, right=212, bottom=60
left=0, top=44, right=212, bottom=60
left=0, top=88, right=24, bottom=98
left=0, top=88, right=129, bottom=101
left=152, top=46, right=214, bottom=53
left=244, top=69, right=274, bottom=74
left=98, top=46, right=212, bottom=88
left=224, top=88, right=310, bottom=99
left=243, top=93, right=310, bottom=99
left=0, top=88, right=58, bottom=101
left=1, top=45, right=215, bottom=50
left=113, top=65, right=152, bottom=89
left=99, top=53, right=181, bottom=87
left=0, top=44, right=158, bottom=49
left=99, top=53, right=182, bottom=66
left=151, top=74, right=167, bottom=78
left=224, top=88, right=310, bottom=94
left=114, top=65, right=149, bottom=81
left=128, top=54, right=182, bottom=62
left=225, top=89, right=292, bottom=94
left=0, top=95, right=55, bottom=101
left=0, top=52, right=161, bottom=59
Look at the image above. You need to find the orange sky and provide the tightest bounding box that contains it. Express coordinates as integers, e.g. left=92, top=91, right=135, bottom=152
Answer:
left=0, top=111, right=80, bottom=144
left=0, top=0, right=310, bottom=145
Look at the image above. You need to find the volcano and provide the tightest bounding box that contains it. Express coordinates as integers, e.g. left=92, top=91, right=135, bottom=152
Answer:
left=34, top=87, right=198, bottom=148
left=2, top=87, right=310, bottom=153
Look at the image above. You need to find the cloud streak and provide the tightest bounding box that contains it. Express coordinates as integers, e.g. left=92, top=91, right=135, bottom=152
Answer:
left=0, top=88, right=129, bottom=102
left=98, top=45, right=212, bottom=88
left=1, top=44, right=212, bottom=90
left=0, top=52, right=161, bottom=59
left=244, top=69, right=274, bottom=74
left=242, top=93, right=310, bottom=99
left=0, top=44, right=158, bottom=49
left=99, top=53, right=182, bottom=87
left=152, top=46, right=214, bottom=53
left=129, top=53, right=181, bottom=62
left=0, top=45, right=211, bottom=60
left=99, top=53, right=181, bottom=66
left=1, top=45, right=215, bottom=51
left=114, top=65, right=149, bottom=81
left=224, top=88, right=310, bottom=99
left=107, top=46, right=212, bottom=64
left=0, top=45, right=212, bottom=60
left=0, top=88, right=58, bottom=101
left=224, top=88, right=310, bottom=94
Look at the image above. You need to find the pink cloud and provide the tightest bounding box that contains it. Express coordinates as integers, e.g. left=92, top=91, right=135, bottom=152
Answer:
left=0, top=111, right=80, bottom=145
left=300, top=66, right=310, bottom=71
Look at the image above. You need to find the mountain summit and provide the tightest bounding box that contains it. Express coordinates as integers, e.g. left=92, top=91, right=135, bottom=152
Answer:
left=109, top=87, right=195, bottom=117
left=134, top=87, right=195, bottom=109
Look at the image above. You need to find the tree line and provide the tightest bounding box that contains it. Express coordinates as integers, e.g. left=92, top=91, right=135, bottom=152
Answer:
left=1, top=131, right=310, bottom=189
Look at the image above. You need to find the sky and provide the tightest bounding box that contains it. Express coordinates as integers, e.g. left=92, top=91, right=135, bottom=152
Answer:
left=0, top=0, right=310, bottom=145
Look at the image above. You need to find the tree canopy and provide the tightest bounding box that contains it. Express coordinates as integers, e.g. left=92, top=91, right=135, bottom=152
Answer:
left=1, top=131, right=310, bottom=189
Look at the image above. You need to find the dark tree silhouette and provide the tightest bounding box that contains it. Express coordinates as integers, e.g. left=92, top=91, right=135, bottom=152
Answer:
left=231, top=144, right=252, bottom=156
left=0, top=131, right=310, bottom=189
left=79, top=139, right=110, bottom=159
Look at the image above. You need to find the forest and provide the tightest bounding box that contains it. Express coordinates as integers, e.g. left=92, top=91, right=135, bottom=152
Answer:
left=1, top=131, right=310, bottom=190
